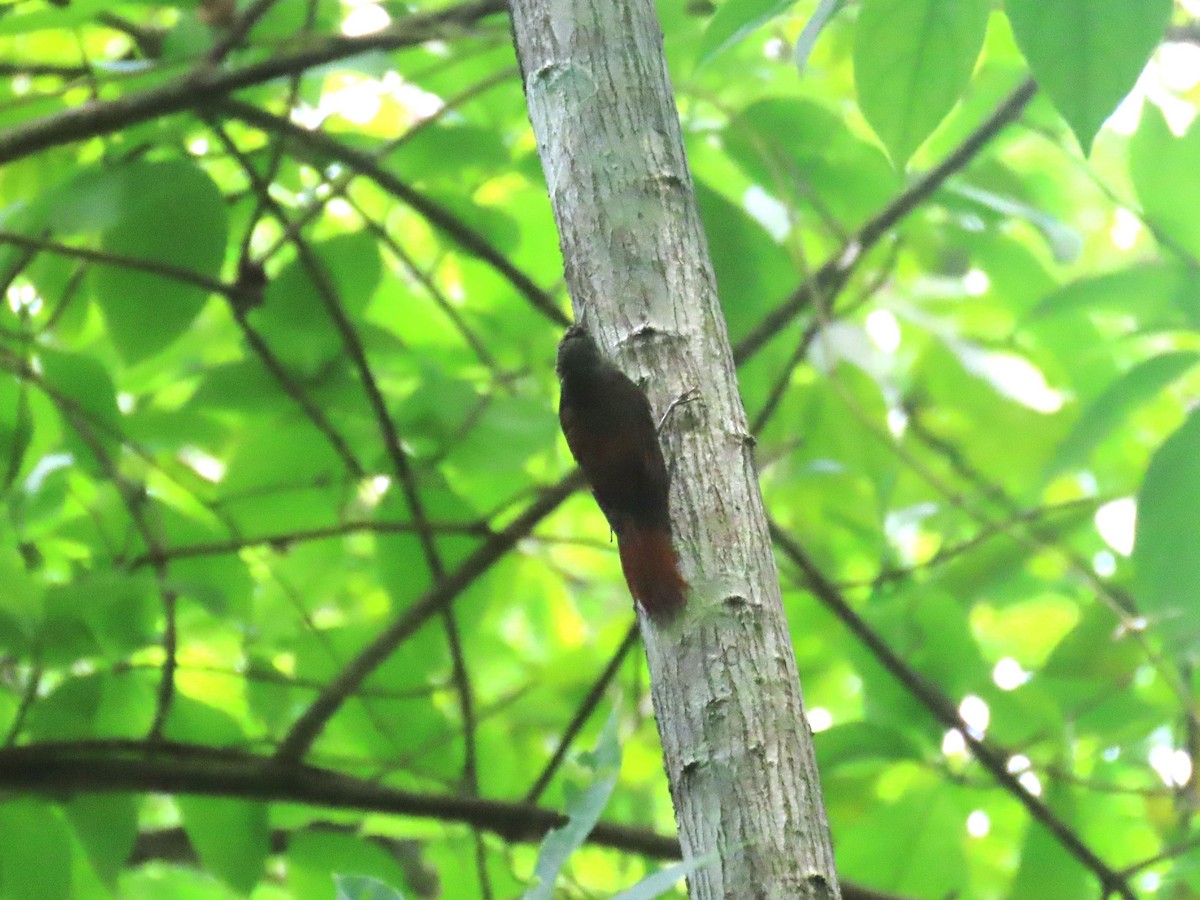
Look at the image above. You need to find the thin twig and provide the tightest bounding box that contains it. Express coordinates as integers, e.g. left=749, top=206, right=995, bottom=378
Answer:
left=835, top=497, right=1104, bottom=590
left=205, top=0, right=286, bottom=65
left=230, top=309, right=367, bottom=478
left=3, top=663, right=42, bottom=747
left=232, top=0, right=322, bottom=261
left=750, top=242, right=898, bottom=436
left=524, top=623, right=640, bottom=804
left=352, top=202, right=499, bottom=370
left=0, top=230, right=232, bottom=297
left=130, top=518, right=491, bottom=568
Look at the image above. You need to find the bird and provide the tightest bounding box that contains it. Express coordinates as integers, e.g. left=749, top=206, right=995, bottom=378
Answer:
left=556, top=325, right=687, bottom=619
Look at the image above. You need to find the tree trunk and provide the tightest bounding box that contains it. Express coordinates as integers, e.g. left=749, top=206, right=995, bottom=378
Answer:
left=508, top=1, right=841, bottom=897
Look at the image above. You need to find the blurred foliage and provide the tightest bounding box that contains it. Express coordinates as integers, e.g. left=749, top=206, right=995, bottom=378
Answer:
left=0, top=0, right=1199, bottom=898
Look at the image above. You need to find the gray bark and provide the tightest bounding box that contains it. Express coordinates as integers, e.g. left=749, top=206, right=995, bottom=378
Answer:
left=508, top=1, right=840, bottom=898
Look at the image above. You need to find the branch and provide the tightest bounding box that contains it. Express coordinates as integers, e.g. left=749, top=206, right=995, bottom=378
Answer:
left=0, top=61, right=92, bottom=79
left=0, top=741, right=677, bottom=858
left=840, top=497, right=1104, bottom=590
left=130, top=519, right=492, bottom=568
left=205, top=0, right=287, bottom=65
left=0, top=229, right=233, bottom=298
left=0, top=738, right=903, bottom=900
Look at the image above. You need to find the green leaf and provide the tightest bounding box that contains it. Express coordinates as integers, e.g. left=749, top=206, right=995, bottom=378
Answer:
left=1050, top=351, right=1200, bottom=477
left=94, top=670, right=158, bottom=738
left=696, top=0, right=796, bottom=67
left=524, top=708, right=622, bottom=900
left=1027, top=261, right=1200, bottom=328
left=1006, top=0, right=1172, bottom=153
left=25, top=672, right=103, bottom=740
left=221, top=417, right=349, bottom=495
left=911, top=341, right=1068, bottom=495
left=1010, top=781, right=1091, bottom=898
left=0, top=372, right=32, bottom=492
left=972, top=594, right=1082, bottom=668
left=178, top=797, right=270, bottom=894
left=0, top=0, right=110, bottom=36
left=250, top=230, right=383, bottom=373
left=1041, top=606, right=1141, bottom=694
left=387, top=125, right=511, bottom=186
left=1130, top=103, right=1200, bottom=258
left=161, top=16, right=212, bottom=62
left=286, top=830, right=432, bottom=900
left=164, top=694, right=247, bottom=746
left=0, top=536, right=41, bottom=632
left=853, top=0, right=990, bottom=168
left=251, top=0, right=341, bottom=41
left=160, top=508, right=253, bottom=620
left=0, top=799, right=73, bottom=900
left=289, top=830, right=424, bottom=900
left=43, top=571, right=158, bottom=658
left=244, top=654, right=294, bottom=735
left=834, top=779, right=967, bottom=897
left=32, top=165, right=128, bottom=236
left=1133, top=407, right=1200, bottom=652
left=813, top=721, right=922, bottom=770
left=695, top=181, right=797, bottom=342
left=91, top=160, right=228, bottom=363
left=943, top=182, right=1082, bottom=264
left=374, top=489, right=435, bottom=604
left=64, top=794, right=138, bottom=887
left=444, top=394, right=559, bottom=510
left=38, top=347, right=122, bottom=474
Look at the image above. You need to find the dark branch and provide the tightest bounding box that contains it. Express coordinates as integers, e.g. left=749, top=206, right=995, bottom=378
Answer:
left=130, top=519, right=492, bottom=568
left=0, top=229, right=232, bottom=298
left=524, top=623, right=640, bottom=803
left=0, top=741, right=677, bottom=858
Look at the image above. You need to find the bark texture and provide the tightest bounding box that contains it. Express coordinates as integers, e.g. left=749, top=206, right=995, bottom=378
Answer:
left=508, top=1, right=840, bottom=897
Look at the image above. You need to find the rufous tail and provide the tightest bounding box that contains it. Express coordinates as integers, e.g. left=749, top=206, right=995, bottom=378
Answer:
left=617, top=524, right=688, bottom=620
